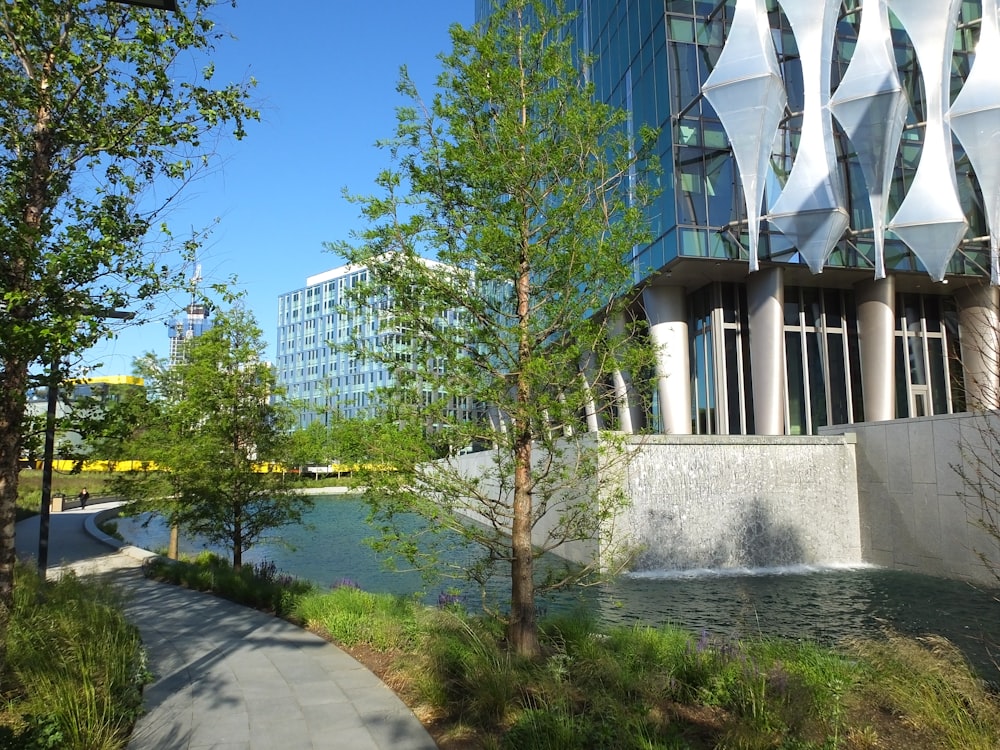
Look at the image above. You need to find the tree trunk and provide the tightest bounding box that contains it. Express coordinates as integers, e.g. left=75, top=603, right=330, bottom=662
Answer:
left=0, top=357, right=29, bottom=677
left=168, top=523, right=179, bottom=560
left=509, top=427, right=539, bottom=657
left=232, top=507, right=242, bottom=572
left=508, top=249, right=540, bottom=657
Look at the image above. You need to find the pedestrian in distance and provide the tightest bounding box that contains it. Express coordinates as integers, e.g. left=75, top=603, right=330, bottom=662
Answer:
left=78, top=487, right=89, bottom=510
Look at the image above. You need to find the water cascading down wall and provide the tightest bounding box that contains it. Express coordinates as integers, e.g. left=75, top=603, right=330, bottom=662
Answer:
left=618, top=435, right=862, bottom=571
left=451, top=434, right=863, bottom=573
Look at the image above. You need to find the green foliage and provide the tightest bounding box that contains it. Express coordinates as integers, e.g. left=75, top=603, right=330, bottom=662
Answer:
left=286, top=420, right=341, bottom=468
left=0, top=0, right=258, bottom=375
left=501, top=709, right=578, bottom=750
left=333, top=0, right=657, bottom=656
left=134, top=555, right=1000, bottom=750
left=1, top=564, right=147, bottom=750
left=292, top=584, right=421, bottom=652
left=849, top=633, right=1000, bottom=749
left=143, top=553, right=312, bottom=617
left=62, top=383, right=154, bottom=468
left=111, top=307, right=312, bottom=570
left=0, top=0, right=258, bottom=620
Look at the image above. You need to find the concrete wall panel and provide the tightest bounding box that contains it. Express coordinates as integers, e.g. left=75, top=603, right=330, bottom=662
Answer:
left=826, top=412, right=1000, bottom=586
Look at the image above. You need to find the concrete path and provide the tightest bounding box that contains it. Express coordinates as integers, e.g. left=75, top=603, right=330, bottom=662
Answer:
left=15, top=504, right=438, bottom=750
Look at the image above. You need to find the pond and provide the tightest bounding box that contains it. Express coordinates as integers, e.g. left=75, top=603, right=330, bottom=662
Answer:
left=112, top=494, right=1000, bottom=682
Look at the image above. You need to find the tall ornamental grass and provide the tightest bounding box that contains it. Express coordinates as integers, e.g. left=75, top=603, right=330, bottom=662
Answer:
left=143, top=555, right=1000, bottom=749
left=292, top=582, right=421, bottom=652
left=143, top=552, right=312, bottom=617
left=1, top=564, right=147, bottom=750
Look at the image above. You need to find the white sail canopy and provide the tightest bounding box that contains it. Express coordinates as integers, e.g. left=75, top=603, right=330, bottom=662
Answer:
left=701, top=0, right=786, bottom=272
left=949, top=0, right=1000, bottom=284
left=828, top=0, right=908, bottom=279
left=701, top=0, right=996, bottom=283
left=768, top=0, right=849, bottom=274
left=886, top=0, right=968, bottom=282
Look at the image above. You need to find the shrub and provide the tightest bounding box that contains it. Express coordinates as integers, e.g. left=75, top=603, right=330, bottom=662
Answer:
left=143, top=554, right=313, bottom=617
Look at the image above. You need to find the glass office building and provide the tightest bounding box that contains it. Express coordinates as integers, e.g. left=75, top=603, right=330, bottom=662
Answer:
left=276, top=261, right=478, bottom=428
left=276, top=265, right=382, bottom=426
left=477, top=0, right=1000, bottom=435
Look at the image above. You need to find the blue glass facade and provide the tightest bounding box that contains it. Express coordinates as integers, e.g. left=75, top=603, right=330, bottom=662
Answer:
left=477, top=0, right=998, bottom=435
left=276, top=265, right=384, bottom=426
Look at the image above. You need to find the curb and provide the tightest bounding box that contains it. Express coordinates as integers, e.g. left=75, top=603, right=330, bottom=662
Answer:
left=87, top=505, right=160, bottom=565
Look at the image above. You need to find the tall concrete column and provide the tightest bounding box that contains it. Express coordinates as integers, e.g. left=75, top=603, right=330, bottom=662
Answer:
left=642, top=285, right=692, bottom=434
left=610, top=313, right=645, bottom=434
left=747, top=266, right=785, bottom=435
left=856, top=276, right=896, bottom=422
left=579, top=350, right=604, bottom=433
left=957, top=283, right=1000, bottom=410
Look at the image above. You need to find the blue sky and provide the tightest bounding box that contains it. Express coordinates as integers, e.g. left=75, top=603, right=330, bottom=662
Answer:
left=83, top=1, right=474, bottom=376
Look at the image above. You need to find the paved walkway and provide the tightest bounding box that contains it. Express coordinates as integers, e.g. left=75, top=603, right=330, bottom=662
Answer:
left=15, top=504, right=437, bottom=750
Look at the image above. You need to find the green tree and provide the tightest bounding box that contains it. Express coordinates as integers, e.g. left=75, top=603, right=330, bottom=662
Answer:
left=0, top=0, right=257, bottom=621
left=114, top=307, right=311, bottom=571
left=335, top=0, right=656, bottom=657
left=286, top=420, right=339, bottom=471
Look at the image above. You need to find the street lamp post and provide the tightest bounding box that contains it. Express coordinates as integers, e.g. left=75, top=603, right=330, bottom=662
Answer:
left=37, top=308, right=135, bottom=575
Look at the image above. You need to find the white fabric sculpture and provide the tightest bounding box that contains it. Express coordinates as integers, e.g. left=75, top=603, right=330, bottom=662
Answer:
left=828, top=0, right=908, bottom=280
left=886, top=0, right=968, bottom=281
left=768, top=0, right=849, bottom=274
left=702, top=0, right=786, bottom=272
left=949, top=0, right=1000, bottom=284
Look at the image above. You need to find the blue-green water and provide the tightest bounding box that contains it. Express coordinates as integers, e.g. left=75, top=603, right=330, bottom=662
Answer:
left=113, top=494, right=1000, bottom=682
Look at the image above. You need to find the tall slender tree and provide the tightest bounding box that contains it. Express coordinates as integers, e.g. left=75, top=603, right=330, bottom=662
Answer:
left=335, top=0, right=656, bottom=657
left=0, top=0, right=256, bottom=635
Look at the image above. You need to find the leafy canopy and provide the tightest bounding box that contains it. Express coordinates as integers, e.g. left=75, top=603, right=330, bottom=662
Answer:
left=333, top=0, right=657, bottom=656
left=0, top=0, right=257, bottom=372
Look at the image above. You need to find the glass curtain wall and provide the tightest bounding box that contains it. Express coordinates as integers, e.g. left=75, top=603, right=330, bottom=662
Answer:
left=894, top=294, right=956, bottom=419
left=689, top=283, right=754, bottom=435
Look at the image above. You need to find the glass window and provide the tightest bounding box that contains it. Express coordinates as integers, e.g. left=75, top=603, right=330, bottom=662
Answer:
left=827, top=333, right=850, bottom=425
left=724, top=328, right=741, bottom=434
left=670, top=42, right=701, bottom=112
left=895, top=337, right=908, bottom=418
left=807, top=331, right=827, bottom=430
left=783, top=286, right=801, bottom=326
left=786, top=331, right=807, bottom=435
left=680, top=228, right=708, bottom=256
left=929, top=338, right=948, bottom=415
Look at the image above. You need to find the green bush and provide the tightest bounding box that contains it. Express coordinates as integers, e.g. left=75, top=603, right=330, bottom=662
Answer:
left=143, top=554, right=313, bottom=617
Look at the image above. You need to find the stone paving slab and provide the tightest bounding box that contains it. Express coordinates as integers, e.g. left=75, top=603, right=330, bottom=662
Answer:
left=15, top=504, right=437, bottom=750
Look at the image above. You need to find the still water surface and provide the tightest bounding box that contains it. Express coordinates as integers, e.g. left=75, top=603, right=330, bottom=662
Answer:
left=113, top=495, right=1000, bottom=681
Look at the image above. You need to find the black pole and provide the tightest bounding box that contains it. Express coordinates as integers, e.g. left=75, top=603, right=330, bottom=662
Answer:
left=37, top=359, right=59, bottom=574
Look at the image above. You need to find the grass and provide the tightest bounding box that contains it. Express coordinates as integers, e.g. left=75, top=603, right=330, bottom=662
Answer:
left=142, top=552, right=312, bottom=617
left=288, top=475, right=356, bottom=488
left=140, top=555, right=1000, bottom=750
left=15, top=470, right=112, bottom=521
left=0, top=563, right=147, bottom=750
